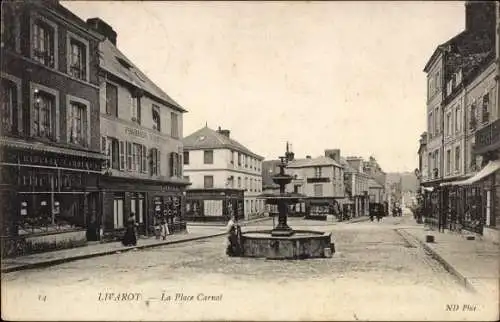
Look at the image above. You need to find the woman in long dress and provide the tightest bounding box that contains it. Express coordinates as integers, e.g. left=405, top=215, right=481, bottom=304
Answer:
left=122, top=214, right=137, bottom=246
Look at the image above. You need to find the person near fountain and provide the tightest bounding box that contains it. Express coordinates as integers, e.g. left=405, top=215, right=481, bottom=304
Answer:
left=226, top=215, right=242, bottom=256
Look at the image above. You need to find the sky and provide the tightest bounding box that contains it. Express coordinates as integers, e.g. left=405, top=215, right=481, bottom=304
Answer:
left=62, top=1, right=465, bottom=173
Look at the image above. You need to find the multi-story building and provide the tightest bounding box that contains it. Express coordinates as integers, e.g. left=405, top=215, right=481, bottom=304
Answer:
left=422, top=1, right=496, bottom=187
left=182, top=126, right=264, bottom=221
left=341, top=157, right=370, bottom=217
left=368, top=178, right=384, bottom=204
left=285, top=150, right=345, bottom=217
left=420, top=1, right=499, bottom=239
left=1, top=0, right=107, bottom=256
left=89, top=18, right=189, bottom=237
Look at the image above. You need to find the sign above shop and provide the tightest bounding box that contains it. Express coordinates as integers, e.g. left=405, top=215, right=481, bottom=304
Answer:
left=124, top=127, right=170, bottom=144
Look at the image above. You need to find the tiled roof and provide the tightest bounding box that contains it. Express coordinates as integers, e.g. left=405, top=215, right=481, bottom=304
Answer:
left=182, top=126, right=264, bottom=160
left=99, top=39, right=186, bottom=113
left=287, top=156, right=342, bottom=168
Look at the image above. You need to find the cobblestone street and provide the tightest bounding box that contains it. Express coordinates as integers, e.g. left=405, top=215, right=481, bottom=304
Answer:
left=2, top=216, right=496, bottom=321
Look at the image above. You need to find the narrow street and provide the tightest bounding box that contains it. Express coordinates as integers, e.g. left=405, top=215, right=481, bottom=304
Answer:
left=2, top=216, right=493, bottom=321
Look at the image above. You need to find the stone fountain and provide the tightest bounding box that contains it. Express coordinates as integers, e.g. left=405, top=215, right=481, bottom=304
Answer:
left=239, top=147, right=334, bottom=259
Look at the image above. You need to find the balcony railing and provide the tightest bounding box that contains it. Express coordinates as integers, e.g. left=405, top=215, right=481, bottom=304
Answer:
left=474, top=118, right=500, bottom=155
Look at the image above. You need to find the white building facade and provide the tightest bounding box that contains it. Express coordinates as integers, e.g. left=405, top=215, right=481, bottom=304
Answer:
left=182, top=126, right=265, bottom=220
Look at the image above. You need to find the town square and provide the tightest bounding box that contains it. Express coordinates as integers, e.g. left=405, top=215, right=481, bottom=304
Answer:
left=1, top=1, right=499, bottom=321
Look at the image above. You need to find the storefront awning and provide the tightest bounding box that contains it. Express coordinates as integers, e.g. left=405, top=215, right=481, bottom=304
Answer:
left=442, top=160, right=500, bottom=187
left=0, top=137, right=107, bottom=160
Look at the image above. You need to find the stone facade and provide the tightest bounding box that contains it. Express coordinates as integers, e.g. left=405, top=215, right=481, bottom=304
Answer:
left=0, top=1, right=106, bottom=255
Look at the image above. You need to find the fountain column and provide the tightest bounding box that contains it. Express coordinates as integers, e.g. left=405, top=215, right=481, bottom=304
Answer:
left=271, top=156, right=294, bottom=236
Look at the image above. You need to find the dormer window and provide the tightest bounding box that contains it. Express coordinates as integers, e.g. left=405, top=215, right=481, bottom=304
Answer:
left=152, top=105, right=161, bottom=131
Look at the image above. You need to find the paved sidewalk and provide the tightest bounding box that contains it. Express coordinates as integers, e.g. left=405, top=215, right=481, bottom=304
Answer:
left=399, top=226, right=500, bottom=297
left=1, top=226, right=227, bottom=273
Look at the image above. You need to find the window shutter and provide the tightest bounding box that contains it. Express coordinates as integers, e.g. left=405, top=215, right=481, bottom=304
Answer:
left=177, top=153, right=182, bottom=177
left=169, top=152, right=174, bottom=177
left=149, top=148, right=154, bottom=176
left=142, top=145, right=147, bottom=173
left=157, top=150, right=161, bottom=175
left=126, top=142, right=131, bottom=170
left=119, top=141, right=125, bottom=170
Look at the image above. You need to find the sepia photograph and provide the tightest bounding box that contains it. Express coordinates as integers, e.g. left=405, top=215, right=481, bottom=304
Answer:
left=1, top=0, right=499, bottom=321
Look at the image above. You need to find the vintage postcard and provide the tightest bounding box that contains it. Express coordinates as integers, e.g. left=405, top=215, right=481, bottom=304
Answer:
left=1, top=0, right=499, bottom=321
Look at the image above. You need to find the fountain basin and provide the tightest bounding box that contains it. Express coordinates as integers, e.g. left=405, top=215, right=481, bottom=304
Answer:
left=240, top=230, right=333, bottom=259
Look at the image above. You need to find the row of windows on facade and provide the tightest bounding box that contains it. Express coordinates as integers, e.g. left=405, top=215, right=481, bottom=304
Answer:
left=2, top=10, right=90, bottom=82
left=427, top=69, right=466, bottom=101
left=1, top=10, right=181, bottom=140
left=427, top=145, right=464, bottom=179
left=428, top=92, right=492, bottom=139
left=101, top=136, right=182, bottom=177
left=104, top=82, right=180, bottom=138
left=1, top=78, right=89, bottom=147
left=183, top=150, right=261, bottom=171
left=191, top=175, right=262, bottom=192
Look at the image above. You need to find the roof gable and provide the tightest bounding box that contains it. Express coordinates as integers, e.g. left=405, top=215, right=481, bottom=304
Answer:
left=287, top=156, right=342, bottom=168
left=182, top=126, right=264, bottom=160
left=99, top=39, right=186, bottom=113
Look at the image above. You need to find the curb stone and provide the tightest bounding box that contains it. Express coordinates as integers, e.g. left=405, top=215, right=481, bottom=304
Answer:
left=396, top=228, right=477, bottom=293
left=187, top=217, right=271, bottom=227
left=1, top=232, right=227, bottom=274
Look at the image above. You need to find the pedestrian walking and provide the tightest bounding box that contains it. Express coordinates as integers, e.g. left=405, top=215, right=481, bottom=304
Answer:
left=160, top=218, right=170, bottom=240
left=122, top=213, right=137, bottom=246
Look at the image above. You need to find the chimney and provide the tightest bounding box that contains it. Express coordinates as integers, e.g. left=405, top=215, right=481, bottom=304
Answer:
left=465, top=1, right=496, bottom=34
left=217, top=127, right=230, bottom=138
left=87, top=18, right=117, bottom=45
left=324, top=149, right=341, bottom=162
left=285, top=142, right=295, bottom=161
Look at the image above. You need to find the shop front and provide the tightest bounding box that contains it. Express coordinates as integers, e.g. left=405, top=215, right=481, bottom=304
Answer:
left=0, top=144, right=105, bottom=257
left=185, top=189, right=244, bottom=222
left=100, top=176, right=187, bottom=240
left=305, top=198, right=338, bottom=220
